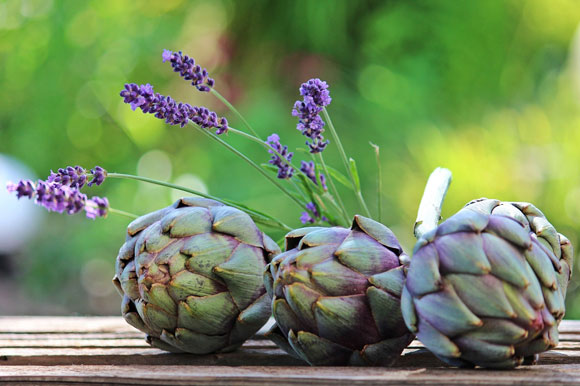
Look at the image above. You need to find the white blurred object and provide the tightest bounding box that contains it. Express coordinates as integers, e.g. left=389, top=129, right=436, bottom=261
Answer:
left=0, top=154, right=44, bottom=254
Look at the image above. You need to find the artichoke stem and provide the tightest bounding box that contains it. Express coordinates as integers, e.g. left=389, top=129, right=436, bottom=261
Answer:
left=414, top=167, right=452, bottom=239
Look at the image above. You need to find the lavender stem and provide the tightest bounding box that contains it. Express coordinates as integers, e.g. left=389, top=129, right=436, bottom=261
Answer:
left=106, top=172, right=292, bottom=231
left=210, top=88, right=260, bottom=138
left=108, top=207, right=139, bottom=219
left=316, top=153, right=350, bottom=224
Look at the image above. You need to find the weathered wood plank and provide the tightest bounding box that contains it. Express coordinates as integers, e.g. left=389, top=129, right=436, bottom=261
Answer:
left=0, top=338, right=278, bottom=349
left=0, top=316, right=132, bottom=333
left=0, top=346, right=576, bottom=368
left=1, top=364, right=580, bottom=385
left=0, top=316, right=579, bottom=385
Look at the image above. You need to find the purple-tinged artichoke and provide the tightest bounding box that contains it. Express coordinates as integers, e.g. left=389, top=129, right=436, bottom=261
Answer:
left=402, top=198, right=574, bottom=369
left=264, top=215, right=414, bottom=366
left=113, top=197, right=280, bottom=354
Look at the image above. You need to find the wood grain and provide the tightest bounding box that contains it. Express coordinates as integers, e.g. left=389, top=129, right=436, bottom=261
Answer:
left=0, top=316, right=579, bottom=385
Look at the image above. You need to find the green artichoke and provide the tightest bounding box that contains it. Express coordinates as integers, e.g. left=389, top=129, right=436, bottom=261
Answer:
left=264, top=215, right=414, bottom=366
left=113, top=197, right=280, bottom=354
left=402, top=198, right=574, bottom=368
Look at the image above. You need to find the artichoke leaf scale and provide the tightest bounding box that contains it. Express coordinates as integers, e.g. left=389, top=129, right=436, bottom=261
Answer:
left=485, top=215, right=532, bottom=249
left=211, top=206, right=263, bottom=247
left=310, top=259, right=368, bottom=296
left=415, top=318, right=461, bottom=359
left=482, top=233, right=531, bottom=289
left=292, top=330, right=353, bottom=366
left=144, top=282, right=177, bottom=315
left=352, top=215, right=403, bottom=254
left=524, top=242, right=558, bottom=290
left=162, top=328, right=229, bottom=354
left=284, top=283, right=319, bottom=332
left=454, top=336, right=515, bottom=362
left=405, top=243, right=442, bottom=296
left=314, top=294, right=381, bottom=350
left=294, top=244, right=336, bottom=268
left=367, top=286, right=406, bottom=337
left=168, top=270, right=224, bottom=300
left=182, top=233, right=239, bottom=279
left=143, top=223, right=172, bottom=253
left=162, top=207, right=213, bottom=237
left=414, top=285, right=482, bottom=337
left=361, top=333, right=414, bottom=366
left=177, top=292, right=238, bottom=335
left=214, top=243, right=267, bottom=310
left=434, top=232, right=491, bottom=275
left=335, top=231, right=399, bottom=276
left=435, top=209, right=489, bottom=235
left=272, top=298, right=304, bottom=336
left=462, top=318, right=528, bottom=345
left=299, top=228, right=350, bottom=248
left=368, top=266, right=405, bottom=296
left=445, top=274, right=516, bottom=319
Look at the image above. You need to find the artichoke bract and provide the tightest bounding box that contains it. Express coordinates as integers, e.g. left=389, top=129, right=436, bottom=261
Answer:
left=264, top=215, right=414, bottom=366
left=402, top=198, right=574, bottom=368
left=113, top=197, right=280, bottom=354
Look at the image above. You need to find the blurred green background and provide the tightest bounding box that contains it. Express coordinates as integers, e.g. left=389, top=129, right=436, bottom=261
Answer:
left=2, top=0, right=580, bottom=317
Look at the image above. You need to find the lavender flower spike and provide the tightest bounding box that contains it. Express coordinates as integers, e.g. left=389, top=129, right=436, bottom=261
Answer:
left=299, top=160, right=327, bottom=190
left=88, top=166, right=107, bottom=187
left=266, top=134, right=294, bottom=179
left=7, top=165, right=110, bottom=219
left=300, top=202, right=327, bottom=224
left=300, top=78, right=332, bottom=107
left=47, top=165, right=107, bottom=188
left=6, top=180, right=35, bottom=199
left=120, top=83, right=228, bottom=133
left=85, top=197, right=109, bottom=219
left=162, top=50, right=215, bottom=92
left=292, top=78, right=331, bottom=153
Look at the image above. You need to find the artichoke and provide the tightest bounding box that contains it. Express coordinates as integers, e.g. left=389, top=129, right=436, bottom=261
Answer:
left=113, top=197, right=280, bottom=354
left=264, top=215, right=414, bottom=366
left=402, top=198, right=574, bottom=368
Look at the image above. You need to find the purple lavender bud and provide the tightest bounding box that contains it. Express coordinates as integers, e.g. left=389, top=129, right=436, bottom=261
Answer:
left=266, top=134, right=294, bottom=179
left=6, top=180, right=35, bottom=199
left=300, top=202, right=323, bottom=224
left=88, top=166, right=107, bottom=187
left=47, top=165, right=88, bottom=189
left=85, top=197, right=109, bottom=219
left=292, top=78, right=332, bottom=154
left=120, top=83, right=228, bottom=133
left=320, top=173, right=327, bottom=191
left=299, top=78, right=331, bottom=107
left=7, top=169, right=110, bottom=219
left=300, top=161, right=317, bottom=185
left=162, top=50, right=215, bottom=92
left=34, top=180, right=87, bottom=215
left=299, top=160, right=328, bottom=189
left=300, top=211, right=314, bottom=224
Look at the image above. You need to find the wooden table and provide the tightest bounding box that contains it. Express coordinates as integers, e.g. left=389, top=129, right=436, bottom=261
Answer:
left=0, top=317, right=579, bottom=385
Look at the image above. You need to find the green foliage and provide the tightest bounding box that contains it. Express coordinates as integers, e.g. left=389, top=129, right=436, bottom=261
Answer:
left=2, top=0, right=580, bottom=316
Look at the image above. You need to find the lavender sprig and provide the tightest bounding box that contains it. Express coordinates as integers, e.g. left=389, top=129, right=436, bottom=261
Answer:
left=266, top=134, right=294, bottom=179
left=7, top=179, right=108, bottom=218
left=7, top=165, right=110, bottom=219
left=162, top=50, right=215, bottom=92
left=47, top=165, right=107, bottom=189
left=300, top=161, right=327, bottom=191
left=292, top=78, right=331, bottom=153
left=300, top=202, right=327, bottom=224
left=120, top=83, right=228, bottom=133
left=85, top=197, right=109, bottom=219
